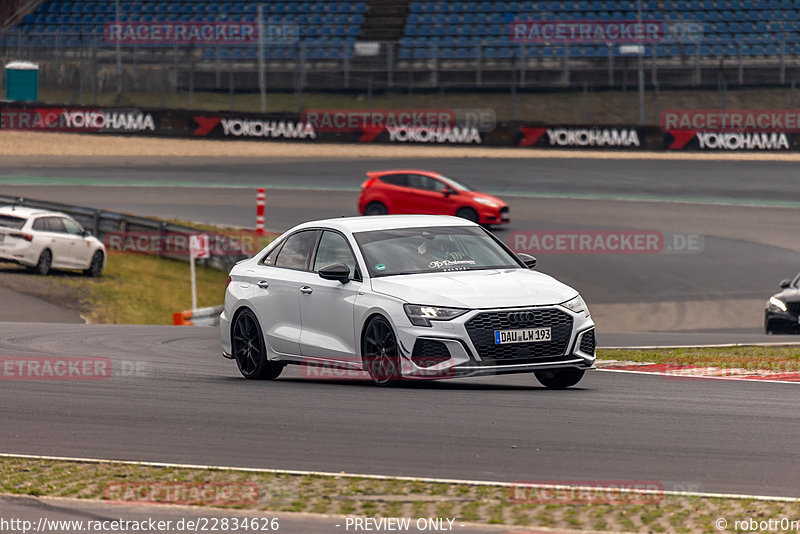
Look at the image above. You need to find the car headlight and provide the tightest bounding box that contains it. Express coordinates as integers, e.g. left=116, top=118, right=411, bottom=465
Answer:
left=474, top=198, right=499, bottom=208
left=404, top=304, right=468, bottom=327
left=561, top=295, right=589, bottom=317
left=769, top=296, right=788, bottom=312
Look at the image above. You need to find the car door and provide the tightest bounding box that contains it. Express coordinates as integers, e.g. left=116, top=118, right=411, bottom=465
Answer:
left=377, top=173, right=414, bottom=213
left=33, top=217, right=73, bottom=268
left=407, top=174, right=455, bottom=215
left=60, top=217, right=94, bottom=268
left=298, top=230, right=361, bottom=364
left=248, top=229, right=319, bottom=359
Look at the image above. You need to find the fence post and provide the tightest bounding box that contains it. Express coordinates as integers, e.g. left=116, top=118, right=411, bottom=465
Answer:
left=92, top=37, right=99, bottom=104
left=160, top=48, right=167, bottom=107
left=476, top=43, right=482, bottom=87
left=343, top=41, right=350, bottom=88
left=257, top=4, right=266, bottom=112
left=780, top=38, right=786, bottom=85
left=188, top=42, right=195, bottom=109
left=387, top=42, right=394, bottom=89
left=651, top=43, right=657, bottom=87
left=738, top=41, right=743, bottom=85
left=229, top=69, right=235, bottom=111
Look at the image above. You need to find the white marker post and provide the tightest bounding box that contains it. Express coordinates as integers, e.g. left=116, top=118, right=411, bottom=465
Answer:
left=189, top=234, right=211, bottom=311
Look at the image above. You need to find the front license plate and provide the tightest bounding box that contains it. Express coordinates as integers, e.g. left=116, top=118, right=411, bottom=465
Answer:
left=494, top=327, right=551, bottom=345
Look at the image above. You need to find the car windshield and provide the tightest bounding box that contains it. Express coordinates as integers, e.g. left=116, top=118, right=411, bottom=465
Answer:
left=0, top=214, right=27, bottom=230
left=436, top=175, right=471, bottom=192
left=354, top=225, right=520, bottom=277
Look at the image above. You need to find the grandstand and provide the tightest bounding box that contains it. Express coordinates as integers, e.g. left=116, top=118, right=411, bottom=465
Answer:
left=1, top=0, right=799, bottom=92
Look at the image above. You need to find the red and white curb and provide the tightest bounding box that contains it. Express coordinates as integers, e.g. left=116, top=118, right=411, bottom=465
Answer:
left=597, top=360, right=800, bottom=383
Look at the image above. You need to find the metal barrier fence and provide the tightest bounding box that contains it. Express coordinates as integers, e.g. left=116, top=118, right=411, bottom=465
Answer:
left=2, top=31, right=800, bottom=105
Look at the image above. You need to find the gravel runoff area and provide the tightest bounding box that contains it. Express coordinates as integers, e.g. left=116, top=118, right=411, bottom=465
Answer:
left=6, top=131, right=800, bottom=160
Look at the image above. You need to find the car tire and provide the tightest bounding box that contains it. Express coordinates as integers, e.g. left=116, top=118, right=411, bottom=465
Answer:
left=534, top=368, right=585, bottom=389
left=35, top=249, right=52, bottom=276
left=362, top=316, right=401, bottom=386
left=84, top=251, right=104, bottom=277
left=455, top=207, right=479, bottom=223
left=364, top=202, right=388, bottom=216
left=232, top=309, right=284, bottom=380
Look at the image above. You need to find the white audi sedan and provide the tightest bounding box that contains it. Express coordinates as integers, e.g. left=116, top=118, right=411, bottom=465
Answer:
left=0, top=206, right=106, bottom=277
left=221, top=215, right=595, bottom=388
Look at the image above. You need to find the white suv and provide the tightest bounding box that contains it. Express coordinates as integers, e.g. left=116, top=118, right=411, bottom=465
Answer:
left=0, top=206, right=106, bottom=277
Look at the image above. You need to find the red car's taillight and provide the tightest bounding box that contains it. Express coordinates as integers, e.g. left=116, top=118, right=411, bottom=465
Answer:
left=9, top=232, right=32, bottom=242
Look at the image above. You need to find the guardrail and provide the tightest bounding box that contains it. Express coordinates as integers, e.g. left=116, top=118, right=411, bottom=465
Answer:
left=0, top=194, right=250, bottom=271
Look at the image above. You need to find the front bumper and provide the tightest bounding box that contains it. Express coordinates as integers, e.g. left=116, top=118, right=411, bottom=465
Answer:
left=478, top=206, right=510, bottom=225
left=765, top=309, right=800, bottom=334
left=394, top=305, right=595, bottom=379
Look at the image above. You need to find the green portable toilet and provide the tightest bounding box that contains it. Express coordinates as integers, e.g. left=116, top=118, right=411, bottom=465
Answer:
left=5, top=61, right=39, bottom=102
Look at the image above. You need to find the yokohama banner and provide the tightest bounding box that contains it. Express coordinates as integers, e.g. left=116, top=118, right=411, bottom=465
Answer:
left=664, top=130, right=796, bottom=151
left=515, top=125, right=649, bottom=149
left=0, top=106, right=157, bottom=133
left=661, top=109, right=800, bottom=150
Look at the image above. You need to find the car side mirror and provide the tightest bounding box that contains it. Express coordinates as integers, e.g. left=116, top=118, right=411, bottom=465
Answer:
left=780, top=279, right=791, bottom=289
left=82, top=230, right=91, bottom=237
left=517, top=253, right=537, bottom=269
left=442, top=187, right=454, bottom=197
left=319, top=263, right=350, bottom=284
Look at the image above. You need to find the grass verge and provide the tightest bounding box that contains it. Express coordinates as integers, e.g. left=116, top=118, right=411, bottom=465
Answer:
left=1, top=456, right=797, bottom=533
left=0, top=255, right=228, bottom=324
left=597, top=346, right=800, bottom=372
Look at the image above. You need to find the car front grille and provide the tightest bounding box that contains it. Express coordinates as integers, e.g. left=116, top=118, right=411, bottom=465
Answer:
left=786, top=302, right=800, bottom=315
left=579, top=329, right=596, bottom=356
left=465, top=308, right=573, bottom=363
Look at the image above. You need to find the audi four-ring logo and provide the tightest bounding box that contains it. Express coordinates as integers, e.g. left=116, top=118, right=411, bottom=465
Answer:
left=507, top=311, right=536, bottom=323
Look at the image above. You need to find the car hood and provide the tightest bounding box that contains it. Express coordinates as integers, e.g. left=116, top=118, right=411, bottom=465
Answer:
left=369, top=269, right=578, bottom=309
left=773, top=288, right=800, bottom=302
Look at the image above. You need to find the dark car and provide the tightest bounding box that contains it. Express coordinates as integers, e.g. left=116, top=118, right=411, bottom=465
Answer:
left=765, top=273, right=800, bottom=334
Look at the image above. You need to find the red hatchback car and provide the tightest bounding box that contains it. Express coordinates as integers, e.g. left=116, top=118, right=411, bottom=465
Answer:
left=358, top=170, right=510, bottom=225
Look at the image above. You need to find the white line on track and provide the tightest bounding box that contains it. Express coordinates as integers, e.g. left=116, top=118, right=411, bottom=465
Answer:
left=597, top=368, right=800, bottom=384
left=2, top=453, right=799, bottom=503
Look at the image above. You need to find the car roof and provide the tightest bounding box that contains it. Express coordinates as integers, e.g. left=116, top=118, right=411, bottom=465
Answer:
left=0, top=206, right=68, bottom=218
left=291, top=215, right=476, bottom=234
left=367, top=169, right=443, bottom=178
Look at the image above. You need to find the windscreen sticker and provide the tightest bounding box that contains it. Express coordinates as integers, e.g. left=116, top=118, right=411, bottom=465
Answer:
left=429, top=259, right=477, bottom=269
left=375, top=263, right=386, bottom=271
left=417, top=242, right=427, bottom=254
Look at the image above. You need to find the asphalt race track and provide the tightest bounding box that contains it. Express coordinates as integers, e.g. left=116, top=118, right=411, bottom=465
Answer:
left=2, top=154, right=800, bottom=505
left=1, top=323, right=800, bottom=499
left=2, top=155, right=800, bottom=333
